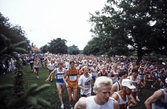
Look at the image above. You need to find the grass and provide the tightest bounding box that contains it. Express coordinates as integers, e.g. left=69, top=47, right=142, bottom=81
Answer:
left=0, top=64, right=154, bottom=109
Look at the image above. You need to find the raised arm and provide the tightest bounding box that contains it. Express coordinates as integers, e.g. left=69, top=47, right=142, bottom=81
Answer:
left=45, top=68, right=56, bottom=82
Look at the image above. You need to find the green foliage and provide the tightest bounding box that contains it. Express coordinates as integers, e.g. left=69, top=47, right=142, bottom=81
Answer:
left=25, top=84, right=51, bottom=107
left=0, top=83, right=51, bottom=109
left=40, top=44, right=49, bottom=53
left=0, top=34, right=27, bottom=55
left=0, top=25, right=50, bottom=109
left=83, top=37, right=100, bottom=55
left=40, top=38, right=81, bottom=54
left=13, top=70, right=24, bottom=97
left=47, top=38, right=68, bottom=54
left=0, top=84, right=14, bottom=109
left=0, top=13, right=30, bottom=51
left=0, top=65, right=155, bottom=109
left=86, top=0, right=167, bottom=61
left=68, top=45, right=80, bottom=55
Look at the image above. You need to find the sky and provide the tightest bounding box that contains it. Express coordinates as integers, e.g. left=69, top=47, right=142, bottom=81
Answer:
left=0, top=0, right=107, bottom=50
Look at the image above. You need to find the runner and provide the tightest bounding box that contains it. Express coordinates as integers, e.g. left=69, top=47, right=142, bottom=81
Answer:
left=74, top=76, right=120, bottom=109
left=63, top=61, right=79, bottom=109
left=111, top=71, right=128, bottom=95
left=110, top=63, right=119, bottom=83
left=46, top=61, right=66, bottom=109
left=111, top=78, right=136, bottom=109
left=29, top=56, right=34, bottom=71
left=128, top=68, right=141, bottom=102
left=47, top=60, right=55, bottom=82
left=91, top=64, right=98, bottom=84
left=96, top=65, right=108, bottom=78
left=145, top=77, right=167, bottom=109
left=33, top=58, right=40, bottom=78
left=78, top=66, right=93, bottom=97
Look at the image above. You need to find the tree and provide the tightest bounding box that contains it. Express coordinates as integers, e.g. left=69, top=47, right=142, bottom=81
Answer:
left=48, top=38, right=68, bottom=54
left=83, top=37, right=100, bottom=55
left=0, top=13, right=30, bottom=52
left=0, top=13, right=51, bottom=109
left=0, top=35, right=51, bottom=109
left=68, top=45, right=80, bottom=55
left=88, top=0, right=167, bottom=62
left=40, top=44, right=49, bottom=53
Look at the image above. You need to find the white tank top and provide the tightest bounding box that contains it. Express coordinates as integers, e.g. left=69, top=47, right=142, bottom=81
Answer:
left=86, top=96, right=114, bottom=109
left=114, top=92, right=128, bottom=104
left=129, top=76, right=138, bottom=92
left=55, top=68, right=65, bottom=80
left=152, top=89, right=167, bottom=109
left=161, top=89, right=167, bottom=102
left=129, top=76, right=138, bottom=83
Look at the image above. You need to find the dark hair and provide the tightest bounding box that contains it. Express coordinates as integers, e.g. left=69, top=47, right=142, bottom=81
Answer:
left=132, top=67, right=138, bottom=73
left=70, top=61, right=75, bottom=64
left=118, top=71, right=127, bottom=77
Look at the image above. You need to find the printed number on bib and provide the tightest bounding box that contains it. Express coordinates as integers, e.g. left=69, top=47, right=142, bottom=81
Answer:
left=69, top=75, right=77, bottom=81
left=57, top=75, right=63, bottom=79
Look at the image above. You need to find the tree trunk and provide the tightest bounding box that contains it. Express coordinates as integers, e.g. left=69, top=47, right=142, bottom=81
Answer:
left=137, top=47, right=143, bottom=65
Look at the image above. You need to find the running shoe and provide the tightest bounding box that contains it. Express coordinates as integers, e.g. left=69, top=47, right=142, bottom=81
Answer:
left=61, top=104, right=64, bottom=109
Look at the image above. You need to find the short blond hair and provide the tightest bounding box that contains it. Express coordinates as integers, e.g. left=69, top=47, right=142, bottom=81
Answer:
left=93, top=76, right=113, bottom=93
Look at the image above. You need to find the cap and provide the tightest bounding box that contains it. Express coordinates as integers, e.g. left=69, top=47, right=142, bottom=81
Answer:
left=162, top=62, right=166, bottom=65
left=122, top=79, right=136, bottom=89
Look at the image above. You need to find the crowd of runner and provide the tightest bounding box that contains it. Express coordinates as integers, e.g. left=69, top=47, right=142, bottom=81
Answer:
left=1, top=53, right=167, bottom=109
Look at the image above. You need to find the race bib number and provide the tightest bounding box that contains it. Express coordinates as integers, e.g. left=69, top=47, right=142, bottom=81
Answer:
left=57, top=75, right=63, bottom=79
left=85, top=84, right=90, bottom=88
left=30, top=61, right=33, bottom=63
left=69, top=75, right=77, bottom=81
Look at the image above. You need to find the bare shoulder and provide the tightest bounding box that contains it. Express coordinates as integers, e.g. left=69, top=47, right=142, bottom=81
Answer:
left=152, top=89, right=164, bottom=99
left=145, top=89, right=164, bottom=104
left=113, top=98, right=120, bottom=109
left=111, top=92, right=118, bottom=100
left=112, top=82, right=118, bottom=90
left=74, top=97, right=86, bottom=109
left=65, top=68, right=70, bottom=73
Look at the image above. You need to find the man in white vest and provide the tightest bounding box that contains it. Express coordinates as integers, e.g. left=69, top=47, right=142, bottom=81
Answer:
left=74, top=76, right=120, bottom=109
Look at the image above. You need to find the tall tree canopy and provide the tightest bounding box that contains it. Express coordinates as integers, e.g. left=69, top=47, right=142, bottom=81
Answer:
left=0, top=13, right=30, bottom=53
left=87, top=0, right=167, bottom=61
left=68, top=45, right=80, bottom=55
left=46, top=38, right=68, bottom=54
left=40, top=44, right=49, bottom=53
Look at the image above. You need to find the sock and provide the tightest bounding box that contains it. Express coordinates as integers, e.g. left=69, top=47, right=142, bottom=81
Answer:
left=127, top=106, right=129, bottom=109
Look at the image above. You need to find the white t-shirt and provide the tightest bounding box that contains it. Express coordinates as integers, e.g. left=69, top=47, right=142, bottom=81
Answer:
left=78, top=74, right=92, bottom=95
left=65, top=61, right=70, bottom=69
left=47, top=63, right=55, bottom=70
